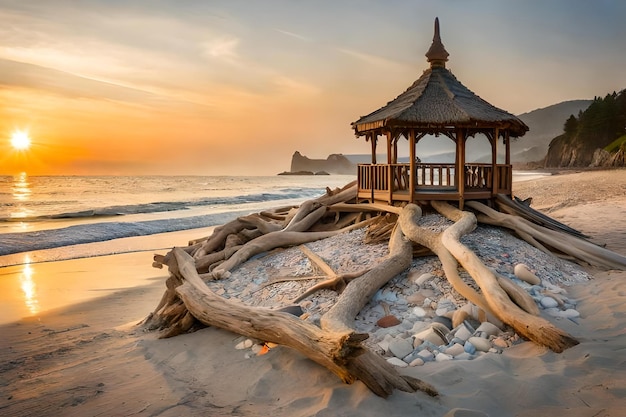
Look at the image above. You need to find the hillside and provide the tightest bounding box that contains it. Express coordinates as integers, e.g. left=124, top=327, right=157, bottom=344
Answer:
left=511, top=100, right=592, bottom=163
left=545, top=91, right=626, bottom=167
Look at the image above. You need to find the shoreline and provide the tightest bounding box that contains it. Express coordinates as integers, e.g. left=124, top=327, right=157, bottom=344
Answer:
left=0, top=226, right=216, bottom=325
left=1, top=169, right=625, bottom=416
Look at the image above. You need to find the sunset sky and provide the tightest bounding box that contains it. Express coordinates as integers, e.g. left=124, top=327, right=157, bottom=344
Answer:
left=1, top=0, right=625, bottom=176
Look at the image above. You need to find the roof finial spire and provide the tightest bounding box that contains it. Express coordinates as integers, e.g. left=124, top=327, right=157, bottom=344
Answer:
left=425, top=17, right=449, bottom=68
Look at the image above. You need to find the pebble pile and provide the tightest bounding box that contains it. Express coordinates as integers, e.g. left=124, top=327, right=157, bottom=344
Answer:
left=207, top=213, right=591, bottom=367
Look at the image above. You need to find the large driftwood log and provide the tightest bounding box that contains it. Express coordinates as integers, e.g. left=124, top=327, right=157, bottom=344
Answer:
left=192, top=218, right=250, bottom=258
left=397, top=205, right=490, bottom=314
left=467, top=201, right=626, bottom=270
left=431, top=201, right=578, bottom=353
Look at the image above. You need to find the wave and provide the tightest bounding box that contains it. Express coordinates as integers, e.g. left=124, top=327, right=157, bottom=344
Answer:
left=0, top=210, right=251, bottom=256
left=0, top=188, right=325, bottom=222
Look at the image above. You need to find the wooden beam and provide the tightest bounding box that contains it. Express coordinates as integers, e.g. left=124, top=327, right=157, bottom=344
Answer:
left=386, top=131, right=392, bottom=164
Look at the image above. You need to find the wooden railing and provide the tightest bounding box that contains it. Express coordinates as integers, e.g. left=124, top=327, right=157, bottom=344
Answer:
left=415, top=163, right=455, bottom=187
left=357, top=163, right=513, bottom=200
left=464, top=163, right=491, bottom=189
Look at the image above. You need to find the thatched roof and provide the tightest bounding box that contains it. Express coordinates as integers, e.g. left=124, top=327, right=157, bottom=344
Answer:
left=352, top=18, right=529, bottom=138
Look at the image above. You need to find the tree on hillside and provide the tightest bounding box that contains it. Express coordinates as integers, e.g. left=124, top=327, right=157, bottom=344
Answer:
left=563, top=115, right=578, bottom=136
left=547, top=89, right=626, bottom=167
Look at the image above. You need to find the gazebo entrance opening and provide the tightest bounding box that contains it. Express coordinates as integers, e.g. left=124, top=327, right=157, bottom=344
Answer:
left=351, top=18, right=527, bottom=208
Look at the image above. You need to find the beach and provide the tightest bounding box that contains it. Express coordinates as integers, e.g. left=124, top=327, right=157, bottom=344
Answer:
left=1, top=169, right=625, bottom=417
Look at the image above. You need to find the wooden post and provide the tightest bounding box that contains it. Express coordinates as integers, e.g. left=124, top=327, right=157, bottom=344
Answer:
left=505, top=131, right=510, bottom=165
left=370, top=133, right=377, bottom=165
left=505, top=130, right=512, bottom=198
left=409, top=129, right=416, bottom=203
left=492, top=128, right=499, bottom=196
left=456, top=129, right=465, bottom=209
left=393, top=135, right=399, bottom=164
left=371, top=133, right=377, bottom=202
left=386, top=132, right=393, bottom=203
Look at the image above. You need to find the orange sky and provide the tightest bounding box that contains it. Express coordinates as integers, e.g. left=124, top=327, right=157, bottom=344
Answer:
left=1, top=1, right=625, bottom=176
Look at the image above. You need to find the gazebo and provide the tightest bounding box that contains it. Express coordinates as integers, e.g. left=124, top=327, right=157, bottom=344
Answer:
left=351, top=18, right=528, bottom=208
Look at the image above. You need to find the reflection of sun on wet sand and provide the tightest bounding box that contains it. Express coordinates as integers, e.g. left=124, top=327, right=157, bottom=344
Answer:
left=0, top=169, right=625, bottom=416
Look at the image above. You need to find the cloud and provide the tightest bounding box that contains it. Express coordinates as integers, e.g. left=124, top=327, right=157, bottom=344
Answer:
left=0, top=58, right=213, bottom=112
left=335, top=47, right=408, bottom=69
left=202, top=36, right=240, bottom=61
left=271, top=75, right=320, bottom=96
left=273, top=28, right=311, bottom=42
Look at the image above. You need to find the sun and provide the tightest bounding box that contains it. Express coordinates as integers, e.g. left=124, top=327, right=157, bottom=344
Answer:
left=10, top=130, right=31, bottom=151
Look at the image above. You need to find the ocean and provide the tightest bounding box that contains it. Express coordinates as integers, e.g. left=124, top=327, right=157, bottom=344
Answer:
left=0, top=174, right=357, bottom=266
left=0, top=171, right=552, bottom=267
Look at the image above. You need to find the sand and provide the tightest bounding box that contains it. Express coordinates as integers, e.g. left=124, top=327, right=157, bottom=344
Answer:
left=1, top=169, right=625, bottom=417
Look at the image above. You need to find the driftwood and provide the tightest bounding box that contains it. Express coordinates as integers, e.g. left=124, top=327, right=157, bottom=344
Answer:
left=158, top=223, right=437, bottom=398
left=466, top=201, right=626, bottom=270
left=144, top=184, right=626, bottom=398
left=430, top=201, right=578, bottom=352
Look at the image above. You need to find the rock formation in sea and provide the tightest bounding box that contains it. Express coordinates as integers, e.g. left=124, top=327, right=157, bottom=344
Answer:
left=287, top=151, right=356, bottom=175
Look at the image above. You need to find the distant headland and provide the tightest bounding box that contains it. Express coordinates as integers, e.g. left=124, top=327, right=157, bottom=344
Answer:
left=277, top=151, right=356, bottom=175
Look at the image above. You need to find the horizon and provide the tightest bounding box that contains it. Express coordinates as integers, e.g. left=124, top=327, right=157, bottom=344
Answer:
left=1, top=1, right=625, bottom=176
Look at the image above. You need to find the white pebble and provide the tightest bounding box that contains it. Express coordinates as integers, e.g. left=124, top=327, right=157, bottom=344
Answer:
left=389, top=338, right=414, bottom=359
left=414, top=273, right=435, bottom=286
left=544, top=307, right=562, bottom=317
left=540, top=296, right=559, bottom=309
left=444, top=343, right=465, bottom=357
left=412, top=306, right=427, bottom=318
left=377, top=339, right=390, bottom=353
left=475, top=322, right=501, bottom=337
left=418, top=349, right=435, bottom=361
left=386, top=357, right=408, bottom=368
left=468, top=337, right=491, bottom=352
left=414, top=328, right=446, bottom=346
left=558, top=309, right=580, bottom=319
left=250, top=344, right=265, bottom=354
left=435, top=352, right=453, bottom=362
left=235, top=339, right=254, bottom=350
left=435, top=308, right=450, bottom=316
left=453, top=324, right=473, bottom=341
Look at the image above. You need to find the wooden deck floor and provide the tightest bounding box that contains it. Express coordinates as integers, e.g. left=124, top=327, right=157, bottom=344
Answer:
left=358, top=188, right=499, bottom=205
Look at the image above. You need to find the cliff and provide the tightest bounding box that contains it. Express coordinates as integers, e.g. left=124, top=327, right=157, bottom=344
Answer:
left=544, top=91, right=626, bottom=168
left=288, top=151, right=356, bottom=175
